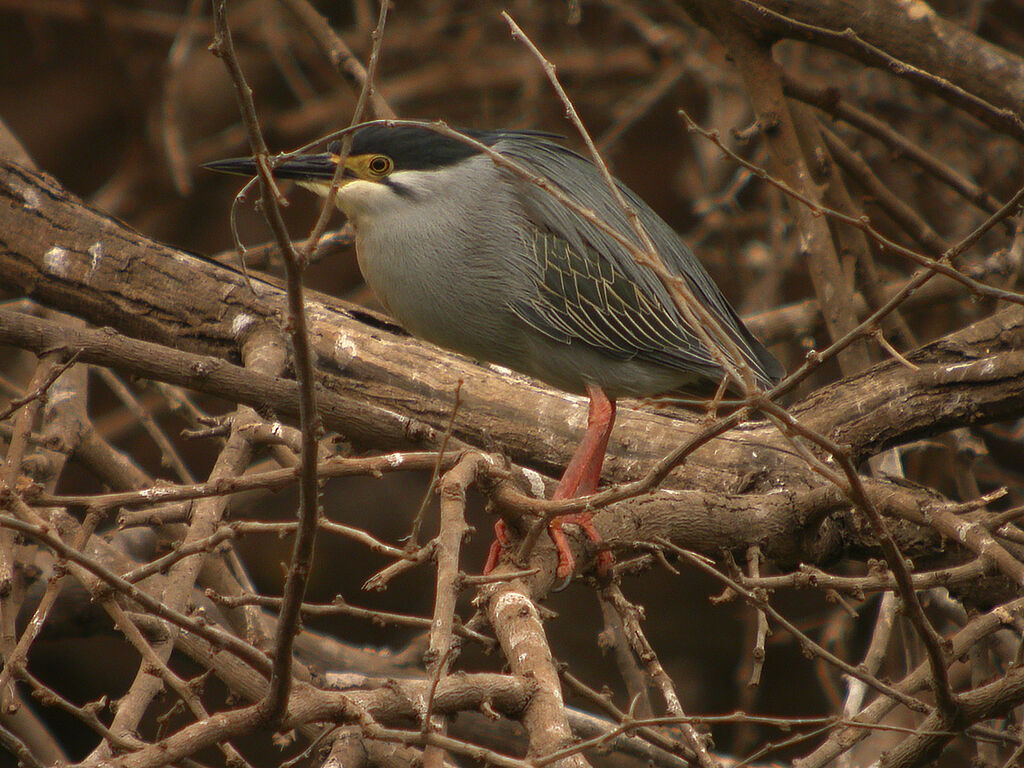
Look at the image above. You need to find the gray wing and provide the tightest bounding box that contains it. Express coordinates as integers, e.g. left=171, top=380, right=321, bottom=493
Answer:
left=495, top=133, right=784, bottom=389
left=509, top=228, right=724, bottom=379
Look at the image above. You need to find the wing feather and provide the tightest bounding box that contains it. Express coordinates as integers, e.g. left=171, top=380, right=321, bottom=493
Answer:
left=496, top=133, right=784, bottom=388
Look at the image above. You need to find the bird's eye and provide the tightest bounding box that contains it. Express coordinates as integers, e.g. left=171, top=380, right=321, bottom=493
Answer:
left=367, top=155, right=393, bottom=176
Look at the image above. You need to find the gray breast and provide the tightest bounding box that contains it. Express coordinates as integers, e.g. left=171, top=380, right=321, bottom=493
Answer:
left=352, top=156, right=538, bottom=372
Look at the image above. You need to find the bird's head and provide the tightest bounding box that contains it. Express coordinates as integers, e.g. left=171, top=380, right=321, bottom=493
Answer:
left=203, top=123, right=492, bottom=219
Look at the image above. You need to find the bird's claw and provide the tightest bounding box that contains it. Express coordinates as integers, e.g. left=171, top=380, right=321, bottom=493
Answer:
left=550, top=514, right=612, bottom=586
left=485, top=516, right=613, bottom=585
left=552, top=571, right=574, bottom=592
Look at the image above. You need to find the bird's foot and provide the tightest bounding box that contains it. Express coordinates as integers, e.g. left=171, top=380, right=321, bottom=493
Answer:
left=485, top=516, right=612, bottom=581
left=547, top=519, right=576, bottom=580
left=571, top=512, right=614, bottom=577
left=548, top=513, right=613, bottom=581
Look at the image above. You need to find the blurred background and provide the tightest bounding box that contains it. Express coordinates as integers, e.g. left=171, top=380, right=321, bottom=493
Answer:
left=1, top=1, right=1023, bottom=766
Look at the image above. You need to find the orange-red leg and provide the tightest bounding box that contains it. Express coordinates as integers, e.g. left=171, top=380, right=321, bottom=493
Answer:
left=484, top=384, right=616, bottom=579
left=483, top=520, right=510, bottom=574
left=548, top=384, right=616, bottom=579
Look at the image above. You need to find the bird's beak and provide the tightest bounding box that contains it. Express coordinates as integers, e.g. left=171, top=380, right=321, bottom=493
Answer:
left=203, top=152, right=347, bottom=183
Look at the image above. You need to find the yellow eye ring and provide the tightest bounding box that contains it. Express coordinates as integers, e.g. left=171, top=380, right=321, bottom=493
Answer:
left=367, top=155, right=393, bottom=176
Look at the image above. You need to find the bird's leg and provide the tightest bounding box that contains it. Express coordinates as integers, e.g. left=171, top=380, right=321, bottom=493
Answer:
left=548, top=384, right=616, bottom=579
left=483, top=385, right=616, bottom=578
left=483, top=521, right=510, bottom=574
left=553, top=385, right=615, bottom=497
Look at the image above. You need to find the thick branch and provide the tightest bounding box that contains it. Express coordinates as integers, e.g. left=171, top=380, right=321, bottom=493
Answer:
left=718, top=0, right=1024, bottom=141
left=1, top=160, right=1022, bottom=492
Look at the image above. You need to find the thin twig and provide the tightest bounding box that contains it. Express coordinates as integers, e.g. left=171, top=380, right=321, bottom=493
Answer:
left=211, top=1, right=324, bottom=724
left=410, top=381, right=463, bottom=546
left=600, top=582, right=722, bottom=768
left=302, top=0, right=390, bottom=260
left=504, top=11, right=759, bottom=394
left=660, top=541, right=931, bottom=715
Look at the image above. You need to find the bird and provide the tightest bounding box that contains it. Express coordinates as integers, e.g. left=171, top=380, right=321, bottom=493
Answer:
left=205, top=121, right=784, bottom=580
